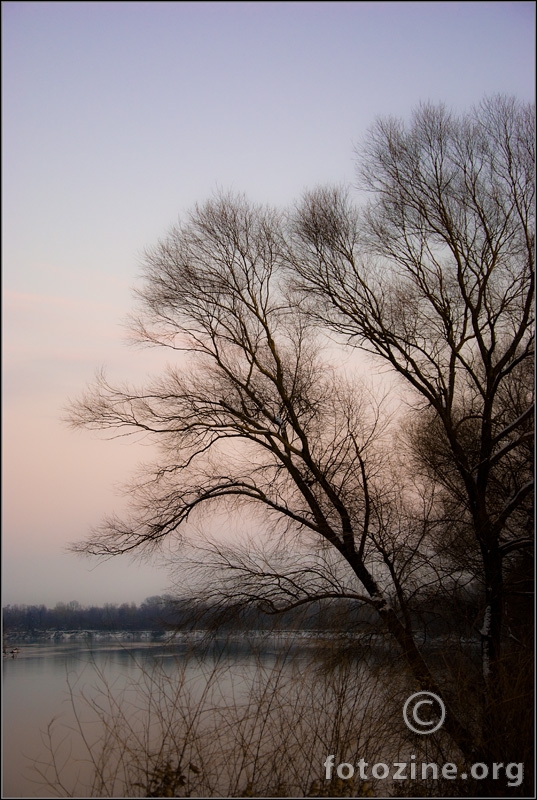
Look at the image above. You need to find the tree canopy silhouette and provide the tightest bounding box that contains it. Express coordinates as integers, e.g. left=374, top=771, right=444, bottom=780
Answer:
left=67, top=96, right=534, bottom=777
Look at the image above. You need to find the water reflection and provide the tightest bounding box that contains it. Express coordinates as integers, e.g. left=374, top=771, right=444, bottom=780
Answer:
left=3, top=634, right=396, bottom=798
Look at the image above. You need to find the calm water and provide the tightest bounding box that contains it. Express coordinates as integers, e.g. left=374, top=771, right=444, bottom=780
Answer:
left=2, top=634, right=322, bottom=798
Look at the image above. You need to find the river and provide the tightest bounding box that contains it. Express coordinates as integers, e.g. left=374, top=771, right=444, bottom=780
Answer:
left=4, top=631, right=386, bottom=798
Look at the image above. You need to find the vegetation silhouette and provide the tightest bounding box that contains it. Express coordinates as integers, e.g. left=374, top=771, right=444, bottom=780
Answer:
left=63, top=95, right=533, bottom=796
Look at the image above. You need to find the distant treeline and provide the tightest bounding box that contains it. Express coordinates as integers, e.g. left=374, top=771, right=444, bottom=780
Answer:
left=2, top=590, right=481, bottom=638
left=2, top=595, right=355, bottom=634
left=2, top=596, right=179, bottom=634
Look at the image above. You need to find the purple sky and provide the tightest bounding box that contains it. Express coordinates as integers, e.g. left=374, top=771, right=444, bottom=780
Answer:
left=3, top=1, right=535, bottom=606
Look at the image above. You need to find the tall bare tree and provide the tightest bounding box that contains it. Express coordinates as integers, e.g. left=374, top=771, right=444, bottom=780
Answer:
left=67, top=96, right=533, bottom=776
left=290, top=95, right=534, bottom=762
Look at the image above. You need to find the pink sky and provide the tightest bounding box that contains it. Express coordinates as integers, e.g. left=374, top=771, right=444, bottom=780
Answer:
left=3, top=1, right=534, bottom=606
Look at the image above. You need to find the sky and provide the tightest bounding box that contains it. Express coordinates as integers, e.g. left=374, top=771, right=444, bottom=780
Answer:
left=2, top=1, right=535, bottom=607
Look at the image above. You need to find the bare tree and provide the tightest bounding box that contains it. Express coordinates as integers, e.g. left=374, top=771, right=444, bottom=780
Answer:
left=67, top=96, right=533, bottom=776
left=67, top=191, right=481, bottom=760
left=290, top=95, right=534, bottom=764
